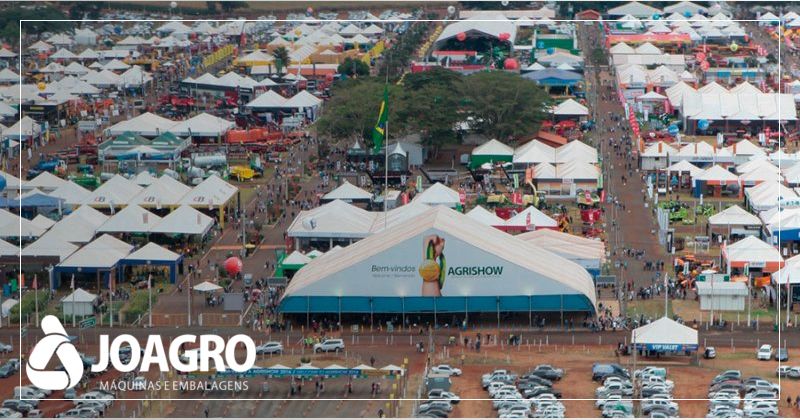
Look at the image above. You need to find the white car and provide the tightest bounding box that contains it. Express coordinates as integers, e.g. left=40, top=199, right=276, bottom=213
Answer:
left=427, top=389, right=460, bottom=403
left=255, top=342, right=284, bottom=355
left=0, top=408, right=22, bottom=418
left=313, top=339, right=344, bottom=353
left=0, top=343, right=11, bottom=353
left=489, top=385, right=518, bottom=398
left=74, top=392, right=114, bottom=407
left=595, top=394, right=631, bottom=409
left=418, top=400, right=453, bottom=413
left=430, top=364, right=462, bottom=376
left=757, top=344, right=773, bottom=361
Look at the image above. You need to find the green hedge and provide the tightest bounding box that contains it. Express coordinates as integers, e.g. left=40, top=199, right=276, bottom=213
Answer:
left=9, top=290, right=50, bottom=324
left=122, top=291, right=156, bottom=324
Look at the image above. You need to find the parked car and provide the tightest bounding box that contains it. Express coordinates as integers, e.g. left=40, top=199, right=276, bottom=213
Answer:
left=704, top=347, right=716, bottom=359
left=56, top=407, right=99, bottom=418
left=0, top=408, right=22, bottom=418
left=417, top=400, right=453, bottom=413
left=0, top=365, right=15, bottom=378
left=76, top=401, right=106, bottom=416
left=775, top=347, right=789, bottom=361
left=788, top=367, right=800, bottom=379
left=255, top=342, right=284, bottom=355
left=25, top=410, right=43, bottom=418
left=518, top=375, right=553, bottom=388
left=482, top=374, right=515, bottom=389
left=1, top=400, right=34, bottom=415
left=430, top=364, right=462, bottom=377
left=641, top=399, right=678, bottom=416
left=757, top=344, right=773, bottom=361
left=427, top=389, right=460, bottom=404
left=313, top=339, right=344, bottom=353
left=592, top=363, right=629, bottom=381
left=529, top=364, right=563, bottom=380
left=0, top=343, right=11, bottom=353
left=777, top=366, right=791, bottom=377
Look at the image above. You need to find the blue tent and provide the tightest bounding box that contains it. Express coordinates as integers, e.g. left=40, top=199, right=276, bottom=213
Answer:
left=522, top=68, right=583, bottom=86
left=119, top=242, right=183, bottom=284
left=0, top=191, right=64, bottom=208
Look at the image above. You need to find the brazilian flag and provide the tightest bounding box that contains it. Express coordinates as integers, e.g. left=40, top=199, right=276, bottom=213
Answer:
left=372, top=86, right=389, bottom=152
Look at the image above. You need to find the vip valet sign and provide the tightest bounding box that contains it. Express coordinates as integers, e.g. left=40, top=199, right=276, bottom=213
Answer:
left=26, top=316, right=256, bottom=391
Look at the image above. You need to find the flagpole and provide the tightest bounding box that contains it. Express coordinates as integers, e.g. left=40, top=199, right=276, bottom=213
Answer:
left=383, top=44, right=390, bottom=230
left=109, top=270, right=113, bottom=328
left=34, top=275, right=38, bottom=328
left=71, top=274, right=76, bottom=328
left=148, top=274, right=153, bottom=328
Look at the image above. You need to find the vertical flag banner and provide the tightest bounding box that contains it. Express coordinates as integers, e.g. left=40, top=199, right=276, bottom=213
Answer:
left=372, top=86, right=389, bottom=152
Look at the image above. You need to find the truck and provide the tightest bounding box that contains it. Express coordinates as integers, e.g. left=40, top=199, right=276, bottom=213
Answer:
left=188, top=152, right=227, bottom=168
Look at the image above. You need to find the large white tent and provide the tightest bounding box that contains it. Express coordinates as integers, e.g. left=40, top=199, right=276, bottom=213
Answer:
left=106, top=112, right=177, bottom=137
left=84, top=175, right=144, bottom=209
left=57, top=234, right=134, bottom=270
left=709, top=205, right=761, bottom=227
left=745, top=180, right=797, bottom=212
left=61, top=288, right=99, bottom=317
left=466, top=205, right=506, bottom=228
left=321, top=180, right=372, bottom=203
left=167, top=112, right=235, bottom=137
left=280, top=205, right=596, bottom=315
left=130, top=175, right=192, bottom=208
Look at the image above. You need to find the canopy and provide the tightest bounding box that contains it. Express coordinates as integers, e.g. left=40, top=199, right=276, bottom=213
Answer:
left=708, top=205, right=760, bottom=226
left=723, top=235, right=783, bottom=270
left=666, top=160, right=703, bottom=178
left=122, top=242, right=181, bottom=263
left=49, top=181, right=91, bottom=207
left=696, top=165, right=738, bottom=183
left=178, top=175, right=237, bottom=207
left=471, top=139, right=514, bottom=164
left=632, top=317, right=698, bottom=352
left=413, top=183, right=460, bottom=208
left=60, top=288, right=98, bottom=304
left=149, top=205, right=214, bottom=236
left=504, top=206, right=558, bottom=230
left=57, top=234, right=134, bottom=270
left=26, top=171, right=67, bottom=191
left=552, top=99, right=589, bottom=116
left=84, top=174, right=144, bottom=208
left=282, top=250, right=311, bottom=270
left=466, top=205, right=506, bottom=227
left=131, top=174, right=192, bottom=207
left=106, top=112, right=177, bottom=137
left=287, top=199, right=375, bottom=239
left=97, top=204, right=162, bottom=233
left=168, top=112, right=235, bottom=138
left=194, top=281, right=222, bottom=292
left=322, top=180, right=372, bottom=203
left=245, top=90, right=287, bottom=109
left=0, top=209, right=46, bottom=238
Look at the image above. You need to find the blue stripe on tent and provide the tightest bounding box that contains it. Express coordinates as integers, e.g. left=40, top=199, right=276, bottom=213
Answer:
left=373, top=297, right=403, bottom=312
left=279, top=295, right=594, bottom=314
left=340, top=297, right=371, bottom=313
left=309, top=296, right=338, bottom=312
left=435, top=297, right=466, bottom=313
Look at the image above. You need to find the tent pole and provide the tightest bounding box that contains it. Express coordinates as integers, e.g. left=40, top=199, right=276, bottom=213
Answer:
left=306, top=296, right=310, bottom=330
left=338, top=296, right=342, bottom=332
left=496, top=297, right=500, bottom=331
left=560, top=294, right=564, bottom=330
left=529, top=296, right=532, bottom=329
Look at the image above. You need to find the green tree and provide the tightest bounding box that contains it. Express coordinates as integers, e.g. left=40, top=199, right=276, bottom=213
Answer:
left=4, top=6, right=72, bottom=42
left=272, top=46, right=290, bottom=73
left=462, top=71, right=551, bottom=140
left=317, top=78, right=393, bottom=146
left=338, top=57, right=370, bottom=77
left=206, top=1, right=217, bottom=13
left=219, top=1, right=247, bottom=13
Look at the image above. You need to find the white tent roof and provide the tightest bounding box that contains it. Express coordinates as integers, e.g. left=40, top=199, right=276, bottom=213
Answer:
left=745, top=180, right=797, bottom=211
left=84, top=175, right=144, bottom=208
left=472, top=139, right=514, bottom=156
left=552, top=98, right=588, bottom=116
left=283, top=250, right=312, bottom=265
left=97, top=204, right=162, bottom=233
left=0, top=209, right=46, bottom=238
left=284, top=205, right=596, bottom=310
left=58, top=234, right=134, bottom=269
left=287, top=199, right=375, bottom=239
left=26, top=171, right=67, bottom=191
left=178, top=175, right=237, bottom=207
left=696, top=165, right=738, bottom=182
left=0, top=238, right=18, bottom=257
left=168, top=112, right=235, bottom=137
left=608, top=2, right=661, bottom=17
left=77, top=48, right=100, bottom=60
left=60, top=288, right=98, bottom=304
left=284, top=90, right=323, bottom=108
left=63, top=62, right=90, bottom=76
left=637, top=91, right=667, bottom=100
left=193, top=281, right=222, bottom=292
left=50, top=48, right=77, bottom=60
left=30, top=214, right=56, bottom=230
left=132, top=171, right=157, bottom=186
left=517, top=228, right=605, bottom=261
left=708, top=205, right=760, bottom=226
left=505, top=206, right=558, bottom=229
left=131, top=175, right=191, bottom=207
left=46, top=205, right=108, bottom=244
left=322, top=180, right=372, bottom=202
left=555, top=140, right=598, bottom=164
left=21, top=232, right=78, bottom=260
left=149, top=205, right=214, bottom=236
left=0, top=68, right=18, bottom=84
left=0, top=48, right=17, bottom=58
left=245, top=90, right=287, bottom=109
left=726, top=139, right=766, bottom=157
left=124, top=242, right=180, bottom=262
left=413, top=183, right=460, bottom=207
left=106, top=112, right=176, bottom=137
left=466, top=205, right=505, bottom=227
left=49, top=181, right=90, bottom=206
left=634, top=42, right=662, bottom=55
left=610, top=43, right=636, bottom=54
left=737, top=158, right=780, bottom=175
left=632, top=317, right=698, bottom=347
left=514, top=140, right=556, bottom=164
left=103, top=58, right=130, bottom=71
left=666, top=160, right=703, bottom=178
left=436, top=14, right=517, bottom=45
left=725, top=235, right=782, bottom=264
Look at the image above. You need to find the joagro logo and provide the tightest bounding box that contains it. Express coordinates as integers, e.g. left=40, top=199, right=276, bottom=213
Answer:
left=27, top=315, right=84, bottom=391
left=27, top=315, right=257, bottom=391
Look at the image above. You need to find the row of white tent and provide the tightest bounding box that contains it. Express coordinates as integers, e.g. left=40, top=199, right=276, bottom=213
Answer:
left=106, top=112, right=235, bottom=138
left=666, top=81, right=797, bottom=122
left=0, top=171, right=236, bottom=213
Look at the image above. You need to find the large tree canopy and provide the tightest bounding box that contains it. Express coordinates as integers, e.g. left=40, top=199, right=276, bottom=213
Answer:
left=317, top=69, right=551, bottom=150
